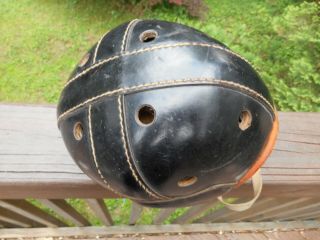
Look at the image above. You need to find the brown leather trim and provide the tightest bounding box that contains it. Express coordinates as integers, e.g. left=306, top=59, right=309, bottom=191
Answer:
left=236, top=111, right=279, bottom=187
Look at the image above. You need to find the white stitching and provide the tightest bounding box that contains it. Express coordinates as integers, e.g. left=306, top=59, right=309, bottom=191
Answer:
left=88, top=104, right=122, bottom=196
left=64, top=42, right=256, bottom=88
left=66, top=55, right=120, bottom=87
left=121, top=19, right=139, bottom=53
left=93, top=31, right=110, bottom=63
left=117, top=95, right=164, bottom=199
left=58, top=78, right=274, bottom=123
left=140, top=182, right=236, bottom=205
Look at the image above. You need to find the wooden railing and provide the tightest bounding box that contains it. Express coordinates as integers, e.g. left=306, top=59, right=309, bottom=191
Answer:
left=0, top=104, right=319, bottom=236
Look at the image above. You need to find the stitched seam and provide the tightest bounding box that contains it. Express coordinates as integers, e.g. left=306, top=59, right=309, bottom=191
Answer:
left=58, top=78, right=274, bottom=123
left=88, top=105, right=147, bottom=201
left=88, top=104, right=122, bottom=196
left=123, top=19, right=141, bottom=53
left=66, top=55, right=120, bottom=87
left=64, top=42, right=255, bottom=88
left=118, top=95, right=165, bottom=200
left=121, top=19, right=139, bottom=53
left=93, top=31, right=110, bottom=63
left=140, top=182, right=237, bottom=205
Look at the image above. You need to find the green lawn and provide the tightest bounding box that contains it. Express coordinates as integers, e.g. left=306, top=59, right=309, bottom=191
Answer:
left=0, top=0, right=319, bottom=110
left=1, top=0, right=319, bottom=226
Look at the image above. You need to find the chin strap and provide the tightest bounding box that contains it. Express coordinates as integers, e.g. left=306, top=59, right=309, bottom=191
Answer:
left=217, top=169, right=263, bottom=212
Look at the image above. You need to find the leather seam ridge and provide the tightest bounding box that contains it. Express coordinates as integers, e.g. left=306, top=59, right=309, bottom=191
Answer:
left=58, top=78, right=275, bottom=123
left=139, top=182, right=236, bottom=205
left=121, top=19, right=140, bottom=53
left=121, top=94, right=171, bottom=200
left=93, top=30, right=110, bottom=64
left=63, top=42, right=256, bottom=89
left=117, top=95, right=166, bottom=200
left=87, top=104, right=123, bottom=196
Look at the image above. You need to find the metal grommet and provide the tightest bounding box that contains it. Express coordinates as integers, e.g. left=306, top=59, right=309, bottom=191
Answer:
left=239, top=110, right=252, bottom=131
left=178, top=176, right=198, bottom=187
left=73, top=122, right=83, bottom=140
left=139, top=30, right=158, bottom=43
left=136, top=105, right=156, bottom=126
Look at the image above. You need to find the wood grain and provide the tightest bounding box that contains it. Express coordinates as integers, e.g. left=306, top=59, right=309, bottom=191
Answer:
left=37, top=199, right=90, bottom=226
left=0, top=219, right=21, bottom=228
left=129, top=202, right=143, bottom=225
left=0, top=206, right=44, bottom=227
left=85, top=199, right=113, bottom=226
left=153, top=208, right=176, bottom=224
left=173, top=201, right=219, bottom=224
left=252, top=198, right=320, bottom=222
left=0, top=221, right=319, bottom=238
left=0, top=104, right=319, bottom=198
left=0, top=200, right=66, bottom=227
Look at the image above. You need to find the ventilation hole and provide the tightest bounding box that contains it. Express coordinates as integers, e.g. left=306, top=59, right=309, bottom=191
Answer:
left=78, top=52, right=90, bottom=67
left=238, top=110, right=252, bottom=131
left=139, top=30, right=158, bottom=42
left=73, top=122, right=83, bottom=141
left=178, top=176, right=198, bottom=187
left=137, top=105, right=156, bottom=125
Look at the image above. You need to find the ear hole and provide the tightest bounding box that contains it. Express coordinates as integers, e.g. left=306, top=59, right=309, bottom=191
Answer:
left=178, top=176, right=198, bottom=187
left=137, top=105, right=156, bottom=125
left=73, top=122, right=84, bottom=141
left=79, top=52, right=90, bottom=67
left=238, top=110, right=252, bottom=131
left=139, top=30, right=158, bottom=42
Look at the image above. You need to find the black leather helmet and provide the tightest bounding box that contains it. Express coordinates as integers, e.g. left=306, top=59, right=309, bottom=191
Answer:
left=57, top=19, right=278, bottom=208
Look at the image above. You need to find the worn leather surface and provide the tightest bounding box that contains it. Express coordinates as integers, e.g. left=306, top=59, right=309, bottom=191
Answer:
left=57, top=19, right=277, bottom=207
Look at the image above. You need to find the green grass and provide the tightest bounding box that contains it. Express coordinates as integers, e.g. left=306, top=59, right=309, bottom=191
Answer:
left=0, top=0, right=319, bottom=110
left=0, top=0, right=134, bottom=103
left=1, top=0, right=319, bottom=226
left=26, top=198, right=235, bottom=226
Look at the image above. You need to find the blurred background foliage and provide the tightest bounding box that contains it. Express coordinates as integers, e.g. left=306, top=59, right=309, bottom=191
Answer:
left=0, top=0, right=319, bottom=111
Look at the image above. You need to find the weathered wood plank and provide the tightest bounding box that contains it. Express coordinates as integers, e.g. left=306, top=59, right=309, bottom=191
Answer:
left=195, top=198, right=310, bottom=223
left=296, top=210, right=320, bottom=221
left=0, top=207, right=32, bottom=227
left=277, top=201, right=320, bottom=221
left=252, top=198, right=319, bottom=222
left=0, top=232, right=316, bottom=240
left=85, top=199, right=113, bottom=226
left=153, top=208, right=176, bottom=224
left=38, top=199, right=90, bottom=226
left=0, top=206, right=44, bottom=228
left=0, top=105, right=319, bottom=198
left=299, top=210, right=320, bottom=221
left=218, top=197, right=309, bottom=223
left=0, top=200, right=66, bottom=227
left=0, top=221, right=319, bottom=238
left=0, top=215, right=30, bottom=228
left=263, top=231, right=305, bottom=240
left=173, top=201, right=219, bottom=224
left=300, top=230, right=320, bottom=240
left=129, top=202, right=143, bottom=225
left=194, top=198, right=250, bottom=223
left=217, top=197, right=275, bottom=222
left=0, top=219, right=21, bottom=228
left=224, top=232, right=268, bottom=240
left=0, top=182, right=115, bottom=199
